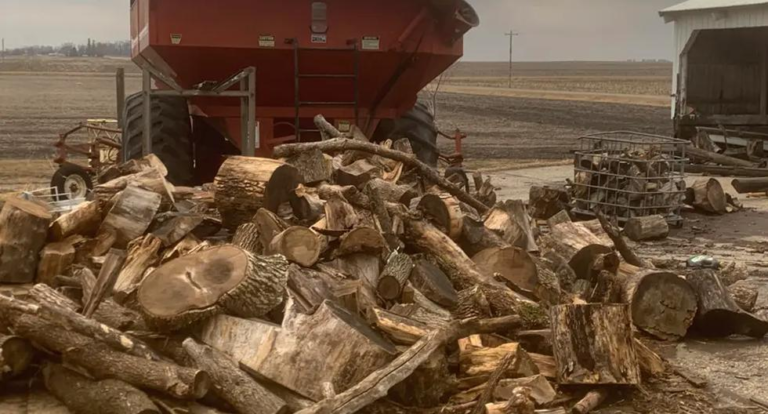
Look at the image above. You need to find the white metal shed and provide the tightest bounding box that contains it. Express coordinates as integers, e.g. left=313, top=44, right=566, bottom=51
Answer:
left=660, top=0, right=768, bottom=138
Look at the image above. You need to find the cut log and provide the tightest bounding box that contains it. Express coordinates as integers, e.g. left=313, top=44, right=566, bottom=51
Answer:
left=94, top=167, right=175, bottom=209
left=232, top=222, right=262, bottom=254
left=364, top=178, right=417, bottom=205
left=49, top=200, right=101, bottom=241
left=253, top=208, right=290, bottom=250
left=459, top=342, right=539, bottom=379
left=472, top=247, right=539, bottom=293
left=290, top=185, right=326, bottom=222
left=214, top=157, right=301, bottom=229
left=0, top=334, right=34, bottom=380
left=266, top=227, right=322, bottom=268
left=201, top=301, right=397, bottom=401
left=732, top=177, right=768, bottom=194
left=44, top=363, right=159, bottom=414
left=539, top=222, right=613, bottom=280
left=685, top=164, right=768, bottom=177
left=686, top=145, right=755, bottom=168
left=620, top=263, right=698, bottom=340
left=623, top=215, right=669, bottom=241
left=335, top=227, right=389, bottom=258
left=409, top=258, right=459, bottom=309
left=99, top=153, right=168, bottom=183
left=368, top=307, right=428, bottom=345
left=571, top=389, right=609, bottom=414
left=113, top=235, right=162, bottom=304
left=528, top=186, right=569, bottom=220
left=182, top=338, right=288, bottom=414
left=286, top=148, right=333, bottom=184
left=551, top=304, right=640, bottom=385
left=459, top=216, right=508, bottom=257
left=686, top=178, right=727, bottom=215
left=0, top=197, right=52, bottom=284
left=137, top=246, right=289, bottom=331
left=324, top=195, right=359, bottom=231
left=419, top=193, right=464, bottom=241
left=484, top=200, right=538, bottom=253
left=687, top=270, right=768, bottom=338
left=36, top=240, right=76, bottom=286
left=335, top=159, right=382, bottom=188
left=97, top=186, right=162, bottom=250
left=151, top=213, right=204, bottom=247
left=376, top=253, right=414, bottom=301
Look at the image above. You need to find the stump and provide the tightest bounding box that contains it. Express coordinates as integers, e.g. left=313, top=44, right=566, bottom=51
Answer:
left=214, top=157, right=300, bottom=229
left=137, top=246, right=289, bottom=331
left=418, top=193, right=464, bottom=241
left=0, top=334, right=34, bottom=380
left=472, top=247, right=539, bottom=293
left=620, top=263, right=698, bottom=340
left=623, top=215, right=669, bottom=241
left=686, top=178, right=727, bottom=214
left=540, top=222, right=613, bottom=280
left=49, top=200, right=101, bottom=241
left=266, top=227, right=322, bottom=268
left=551, top=304, right=640, bottom=385
left=0, top=197, right=52, bottom=284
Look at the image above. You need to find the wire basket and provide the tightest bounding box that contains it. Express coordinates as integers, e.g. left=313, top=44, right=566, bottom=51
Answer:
left=572, top=131, right=688, bottom=225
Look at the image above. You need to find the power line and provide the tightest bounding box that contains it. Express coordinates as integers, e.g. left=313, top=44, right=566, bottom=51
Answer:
left=504, top=30, right=519, bottom=89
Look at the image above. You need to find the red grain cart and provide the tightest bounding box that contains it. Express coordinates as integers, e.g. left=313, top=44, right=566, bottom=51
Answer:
left=125, top=0, right=479, bottom=184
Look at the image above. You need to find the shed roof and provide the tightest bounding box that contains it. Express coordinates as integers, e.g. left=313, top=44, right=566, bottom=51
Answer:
left=660, top=0, right=768, bottom=16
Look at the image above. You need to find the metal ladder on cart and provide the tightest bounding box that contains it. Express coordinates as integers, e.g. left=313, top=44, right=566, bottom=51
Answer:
left=292, top=41, right=360, bottom=141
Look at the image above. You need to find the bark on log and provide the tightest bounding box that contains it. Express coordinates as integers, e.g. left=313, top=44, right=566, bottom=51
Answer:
left=551, top=304, right=640, bottom=385
left=472, top=247, right=539, bottom=293
left=233, top=222, right=262, bottom=255
left=687, top=270, right=768, bottom=338
left=686, top=145, right=755, bottom=168
left=44, top=363, right=159, bottom=414
left=459, top=216, right=508, bottom=257
left=540, top=222, right=613, bottom=280
left=138, top=246, right=289, bottom=331
left=214, top=157, right=301, bottom=230
left=409, top=258, right=459, bottom=309
left=286, top=148, right=333, bottom=184
left=686, top=178, right=727, bottom=215
left=0, top=333, right=33, bottom=380
left=484, top=200, right=538, bottom=253
left=0, top=197, right=52, bottom=284
left=50, top=200, right=101, bottom=241
left=528, top=186, right=569, bottom=220
left=418, top=193, right=464, bottom=241
left=364, top=179, right=417, bottom=206
left=732, top=177, right=768, bottom=194
left=620, top=263, right=697, bottom=340
left=273, top=138, right=490, bottom=213
left=36, top=240, right=76, bottom=286
left=336, top=159, right=382, bottom=188
left=335, top=227, right=389, bottom=258
left=623, top=215, right=669, bottom=241
left=459, top=342, right=539, bottom=379
left=376, top=253, right=414, bottom=301
left=97, top=186, right=162, bottom=250
left=685, top=164, right=768, bottom=177
left=182, top=338, right=288, bottom=414
left=266, top=227, right=322, bottom=268
left=113, top=235, right=162, bottom=304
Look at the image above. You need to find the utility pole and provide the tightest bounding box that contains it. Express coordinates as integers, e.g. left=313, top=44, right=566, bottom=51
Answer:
left=505, top=30, right=519, bottom=88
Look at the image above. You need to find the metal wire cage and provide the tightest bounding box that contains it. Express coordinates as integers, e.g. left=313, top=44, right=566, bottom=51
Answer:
left=572, top=131, right=688, bottom=225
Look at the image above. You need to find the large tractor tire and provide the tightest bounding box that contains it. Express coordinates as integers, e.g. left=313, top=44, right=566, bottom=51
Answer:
left=122, top=93, right=194, bottom=185
left=375, top=102, right=440, bottom=167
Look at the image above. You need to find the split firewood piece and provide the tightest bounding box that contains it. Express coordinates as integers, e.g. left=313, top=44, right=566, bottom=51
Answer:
left=389, top=349, right=452, bottom=408
left=182, top=338, right=288, bottom=414
left=324, top=254, right=382, bottom=313
left=274, top=138, right=491, bottom=214
left=472, top=247, right=539, bottom=294
left=687, top=270, right=768, bottom=338
left=37, top=240, right=76, bottom=287
left=368, top=307, right=428, bottom=345
left=9, top=313, right=210, bottom=399
left=138, top=246, right=288, bottom=331
left=214, top=157, right=301, bottom=230
left=539, top=221, right=613, bottom=280
left=323, top=194, right=359, bottom=231
left=460, top=342, right=539, bottom=379
left=202, top=301, right=398, bottom=402
left=98, top=153, right=168, bottom=183
left=484, top=200, right=538, bottom=253
left=572, top=389, right=609, bottom=414
left=528, top=186, right=569, bottom=220
left=335, top=227, right=389, bottom=258
left=151, top=213, right=204, bottom=247
left=456, top=375, right=556, bottom=407
left=460, top=216, right=508, bottom=257
left=546, top=210, right=572, bottom=228
left=409, top=257, right=458, bottom=309
left=485, top=388, right=537, bottom=414
left=335, top=159, right=382, bottom=188
left=49, top=200, right=101, bottom=241
left=266, top=227, right=322, bottom=268
left=97, top=186, right=162, bottom=251
left=376, top=253, right=414, bottom=301
left=44, top=363, right=160, bottom=414
left=634, top=338, right=666, bottom=378
left=286, top=148, right=333, bottom=184
left=317, top=183, right=372, bottom=209
left=0, top=197, right=52, bottom=284
left=469, top=352, right=517, bottom=414
left=253, top=208, right=290, bottom=250
left=83, top=249, right=127, bottom=318
left=623, top=215, right=669, bottom=241
left=0, top=334, right=34, bottom=381
left=113, top=235, right=162, bottom=304
left=290, top=185, right=325, bottom=222
left=551, top=304, right=640, bottom=385
left=419, top=193, right=464, bottom=241
left=288, top=265, right=355, bottom=314
left=95, top=168, right=174, bottom=209
left=161, top=234, right=201, bottom=264
left=620, top=263, right=697, bottom=340
left=686, top=178, right=727, bottom=215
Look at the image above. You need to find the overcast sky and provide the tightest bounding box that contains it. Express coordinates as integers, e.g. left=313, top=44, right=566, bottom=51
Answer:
left=0, top=0, right=682, bottom=61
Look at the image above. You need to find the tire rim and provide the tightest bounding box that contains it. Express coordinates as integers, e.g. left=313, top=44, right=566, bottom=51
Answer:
left=64, top=175, right=88, bottom=199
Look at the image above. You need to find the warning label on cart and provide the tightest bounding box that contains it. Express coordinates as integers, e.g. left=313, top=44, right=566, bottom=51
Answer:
left=311, top=34, right=327, bottom=44
left=259, top=35, right=276, bottom=48
left=170, top=34, right=182, bottom=45
left=362, top=36, right=380, bottom=50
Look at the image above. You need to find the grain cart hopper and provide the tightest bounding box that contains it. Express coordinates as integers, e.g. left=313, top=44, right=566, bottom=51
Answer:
left=125, top=0, right=479, bottom=184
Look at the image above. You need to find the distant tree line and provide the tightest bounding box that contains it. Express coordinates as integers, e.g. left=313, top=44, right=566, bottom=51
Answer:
left=4, top=40, right=131, bottom=58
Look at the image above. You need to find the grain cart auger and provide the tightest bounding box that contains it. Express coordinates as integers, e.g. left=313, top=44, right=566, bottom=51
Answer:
left=124, top=0, right=479, bottom=185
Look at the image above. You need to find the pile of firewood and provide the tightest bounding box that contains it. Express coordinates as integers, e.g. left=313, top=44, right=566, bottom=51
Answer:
left=0, top=117, right=766, bottom=414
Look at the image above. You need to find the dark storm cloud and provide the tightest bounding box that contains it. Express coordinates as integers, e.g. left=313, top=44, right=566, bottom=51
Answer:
left=0, top=0, right=682, bottom=61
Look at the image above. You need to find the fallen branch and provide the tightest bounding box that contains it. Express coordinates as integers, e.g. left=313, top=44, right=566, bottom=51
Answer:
left=595, top=212, right=646, bottom=267
left=274, top=138, right=490, bottom=213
